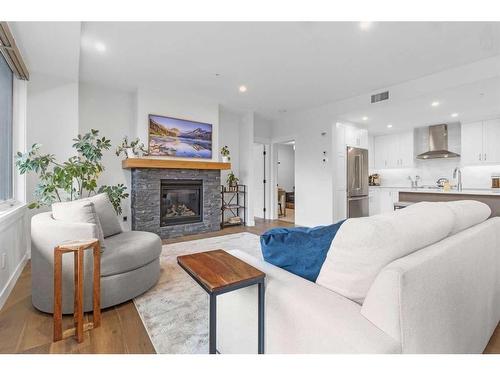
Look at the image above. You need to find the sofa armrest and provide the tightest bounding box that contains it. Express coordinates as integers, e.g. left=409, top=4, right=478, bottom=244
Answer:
left=361, top=218, right=500, bottom=353
left=217, top=250, right=400, bottom=354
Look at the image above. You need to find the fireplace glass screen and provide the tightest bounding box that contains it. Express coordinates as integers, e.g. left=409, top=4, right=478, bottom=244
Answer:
left=160, top=179, right=203, bottom=226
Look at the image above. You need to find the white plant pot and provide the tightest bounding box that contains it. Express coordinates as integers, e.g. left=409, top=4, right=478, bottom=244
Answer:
left=126, top=148, right=137, bottom=158
left=222, top=156, right=229, bottom=163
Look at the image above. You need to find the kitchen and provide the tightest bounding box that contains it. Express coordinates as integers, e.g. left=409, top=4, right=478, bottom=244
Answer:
left=334, top=73, right=500, bottom=221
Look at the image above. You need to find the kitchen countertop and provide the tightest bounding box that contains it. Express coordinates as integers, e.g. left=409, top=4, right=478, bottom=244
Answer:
left=398, top=188, right=500, bottom=196
left=369, top=186, right=500, bottom=195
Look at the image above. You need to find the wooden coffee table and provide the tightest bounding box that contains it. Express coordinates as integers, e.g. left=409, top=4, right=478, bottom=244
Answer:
left=177, top=249, right=266, bottom=354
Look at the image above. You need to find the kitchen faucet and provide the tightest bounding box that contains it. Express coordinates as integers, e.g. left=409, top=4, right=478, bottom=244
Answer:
left=408, top=175, right=421, bottom=188
left=453, top=167, right=463, bottom=191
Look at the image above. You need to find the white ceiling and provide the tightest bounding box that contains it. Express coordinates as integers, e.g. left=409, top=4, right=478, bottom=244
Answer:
left=76, top=22, right=500, bottom=118
left=10, top=22, right=81, bottom=81
left=340, top=75, right=500, bottom=135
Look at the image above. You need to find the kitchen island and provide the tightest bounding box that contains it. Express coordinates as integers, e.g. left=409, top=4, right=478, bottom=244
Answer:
left=398, top=188, right=500, bottom=217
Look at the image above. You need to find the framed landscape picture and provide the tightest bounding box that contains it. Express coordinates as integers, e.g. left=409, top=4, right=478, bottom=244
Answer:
left=148, top=114, right=213, bottom=159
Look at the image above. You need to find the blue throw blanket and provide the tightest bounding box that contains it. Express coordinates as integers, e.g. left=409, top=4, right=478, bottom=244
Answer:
left=260, top=220, right=346, bottom=282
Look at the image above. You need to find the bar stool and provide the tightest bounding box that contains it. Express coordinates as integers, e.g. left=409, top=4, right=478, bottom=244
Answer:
left=53, top=239, right=101, bottom=343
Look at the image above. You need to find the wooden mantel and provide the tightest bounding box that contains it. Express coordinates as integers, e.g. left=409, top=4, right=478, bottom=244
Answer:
left=122, top=158, right=231, bottom=170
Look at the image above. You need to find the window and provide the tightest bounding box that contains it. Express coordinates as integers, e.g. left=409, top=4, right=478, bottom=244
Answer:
left=0, top=52, right=13, bottom=201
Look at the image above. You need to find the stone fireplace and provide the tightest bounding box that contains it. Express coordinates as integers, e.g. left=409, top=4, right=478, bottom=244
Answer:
left=127, top=159, right=228, bottom=239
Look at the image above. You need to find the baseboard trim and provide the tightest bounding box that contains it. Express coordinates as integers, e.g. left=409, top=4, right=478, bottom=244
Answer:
left=0, top=252, right=28, bottom=310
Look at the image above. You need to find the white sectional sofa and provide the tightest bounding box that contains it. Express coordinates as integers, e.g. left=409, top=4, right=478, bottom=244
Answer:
left=217, top=201, right=500, bottom=353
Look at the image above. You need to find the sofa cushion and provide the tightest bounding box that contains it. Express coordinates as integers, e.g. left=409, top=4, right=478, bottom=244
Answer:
left=445, top=200, right=491, bottom=235
left=260, top=221, right=345, bottom=282
left=51, top=200, right=105, bottom=247
left=101, top=231, right=162, bottom=277
left=316, top=202, right=455, bottom=304
left=85, top=193, right=122, bottom=238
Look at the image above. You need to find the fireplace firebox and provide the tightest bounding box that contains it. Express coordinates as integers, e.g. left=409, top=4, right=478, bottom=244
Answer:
left=160, top=179, right=203, bottom=227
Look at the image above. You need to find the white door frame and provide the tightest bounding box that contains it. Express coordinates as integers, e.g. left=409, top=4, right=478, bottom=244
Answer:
left=269, top=135, right=297, bottom=221
left=253, top=139, right=271, bottom=220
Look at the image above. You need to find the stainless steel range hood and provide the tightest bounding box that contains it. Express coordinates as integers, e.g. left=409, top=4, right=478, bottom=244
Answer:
left=416, top=124, right=460, bottom=159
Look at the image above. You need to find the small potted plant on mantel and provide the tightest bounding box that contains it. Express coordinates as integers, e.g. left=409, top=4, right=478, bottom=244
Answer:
left=226, top=171, right=239, bottom=192
left=220, top=145, right=231, bottom=163
left=116, top=136, right=147, bottom=159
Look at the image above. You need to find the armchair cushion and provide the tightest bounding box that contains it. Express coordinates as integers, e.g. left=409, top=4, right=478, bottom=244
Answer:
left=52, top=200, right=105, bottom=247
left=86, top=193, right=122, bottom=237
left=101, top=231, right=162, bottom=277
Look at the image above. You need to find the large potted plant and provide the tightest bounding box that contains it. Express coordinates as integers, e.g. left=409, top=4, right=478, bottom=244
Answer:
left=16, top=129, right=128, bottom=214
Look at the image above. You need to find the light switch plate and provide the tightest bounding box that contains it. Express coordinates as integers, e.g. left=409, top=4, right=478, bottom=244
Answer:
left=0, top=253, right=6, bottom=269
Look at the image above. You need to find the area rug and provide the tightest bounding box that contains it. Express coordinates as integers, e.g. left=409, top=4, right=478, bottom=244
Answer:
left=133, top=232, right=263, bottom=354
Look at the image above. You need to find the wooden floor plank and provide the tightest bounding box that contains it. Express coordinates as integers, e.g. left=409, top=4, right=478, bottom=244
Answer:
left=1, top=218, right=497, bottom=354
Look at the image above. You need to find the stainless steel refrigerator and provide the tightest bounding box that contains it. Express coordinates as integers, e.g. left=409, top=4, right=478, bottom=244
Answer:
left=347, top=146, right=369, bottom=218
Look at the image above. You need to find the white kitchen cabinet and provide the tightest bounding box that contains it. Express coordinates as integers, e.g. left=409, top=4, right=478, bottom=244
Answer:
left=345, top=125, right=368, bottom=149
left=378, top=188, right=399, bottom=213
left=483, top=119, right=500, bottom=163
left=374, top=135, right=392, bottom=169
left=461, top=119, right=500, bottom=165
left=398, top=131, right=414, bottom=168
left=374, top=131, right=413, bottom=169
left=461, top=122, right=484, bottom=165
left=369, top=188, right=380, bottom=215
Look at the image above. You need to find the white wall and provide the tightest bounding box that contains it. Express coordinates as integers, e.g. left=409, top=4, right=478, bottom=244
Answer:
left=0, top=206, right=29, bottom=309
left=79, top=83, right=135, bottom=228
left=272, top=107, right=336, bottom=227
left=239, top=112, right=255, bottom=226
left=26, top=73, right=80, bottom=204
left=135, top=87, right=219, bottom=161
left=219, top=107, right=241, bottom=184
left=277, top=144, right=295, bottom=192
left=254, top=113, right=273, bottom=142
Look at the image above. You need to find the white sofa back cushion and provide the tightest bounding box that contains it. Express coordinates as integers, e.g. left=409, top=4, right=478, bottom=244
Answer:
left=52, top=200, right=105, bottom=247
left=85, top=193, right=122, bottom=238
left=316, top=202, right=455, bottom=304
left=445, top=200, right=491, bottom=235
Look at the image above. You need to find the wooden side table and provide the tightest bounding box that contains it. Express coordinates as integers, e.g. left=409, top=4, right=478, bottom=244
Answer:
left=177, top=249, right=266, bottom=354
left=53, top=239, right=101, bottom=343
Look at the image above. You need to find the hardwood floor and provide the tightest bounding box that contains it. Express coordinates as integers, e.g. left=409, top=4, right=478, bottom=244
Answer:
left=1, top=217, right=498, bottom=354
left=0, top=218, right=292, bottom=354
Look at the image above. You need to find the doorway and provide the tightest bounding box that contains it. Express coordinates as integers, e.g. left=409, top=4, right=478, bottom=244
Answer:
left=276, top=141, right=295, bottom=224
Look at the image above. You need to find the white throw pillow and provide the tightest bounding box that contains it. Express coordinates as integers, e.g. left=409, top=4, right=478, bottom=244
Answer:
left=445, top=200, right=491, bottom=235
left=316, top=202, right=455, bottom=304
left=85, top=193, right=122, bottom=238
left=52, top=200, right=106, bottom=247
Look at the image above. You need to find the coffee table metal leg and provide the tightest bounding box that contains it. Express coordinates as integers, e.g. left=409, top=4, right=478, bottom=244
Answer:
left=209, top=294, right=217, bottom=354
left=258, top=280, right=265, bottom=354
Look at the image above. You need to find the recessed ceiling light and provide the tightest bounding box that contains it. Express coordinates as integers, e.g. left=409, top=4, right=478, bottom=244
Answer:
left=95, top=41, right=106, bottom=53
left=387, top=124, right=393, bottom=128
left=359, top=22, right=373, bottom=30
left=362, top=116, right=368, bottom=121
left=238, top=85, right=247, bottom=93
left=451, top=113, right=459, bottom=118
left=431, top=101, right=440, bottom=107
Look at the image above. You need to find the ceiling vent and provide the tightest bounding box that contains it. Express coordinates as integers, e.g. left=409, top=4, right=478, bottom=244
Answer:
left=371, top=91, right=389, bottom=103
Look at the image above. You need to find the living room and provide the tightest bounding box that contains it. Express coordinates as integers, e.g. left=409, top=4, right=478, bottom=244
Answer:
left=1, top=1, right=500, bottom=373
